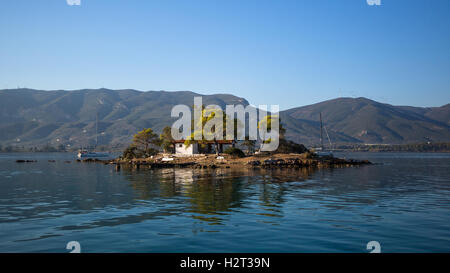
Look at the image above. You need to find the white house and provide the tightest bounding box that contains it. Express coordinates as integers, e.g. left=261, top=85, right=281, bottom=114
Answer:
left=173, top=140, right=234, bottom=155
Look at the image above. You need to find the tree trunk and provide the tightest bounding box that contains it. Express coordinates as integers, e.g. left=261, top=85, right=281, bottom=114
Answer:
left=215, top=142, right=219, bottom=156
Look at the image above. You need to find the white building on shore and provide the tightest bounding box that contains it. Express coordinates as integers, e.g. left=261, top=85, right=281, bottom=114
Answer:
left=173, top=140, right=234, bottom=156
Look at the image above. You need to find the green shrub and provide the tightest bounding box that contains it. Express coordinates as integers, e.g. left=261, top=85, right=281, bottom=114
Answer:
left=144, top=148, right=159, bottom=157
left=123, top=145, right=159, bottom=159
left=224, top=147, right=246, bottom=158
left=304, top=151, right=315, bottom=159
left=122, top=145, right=138, bottom=159
left=275, top=139, right=308, bottom=154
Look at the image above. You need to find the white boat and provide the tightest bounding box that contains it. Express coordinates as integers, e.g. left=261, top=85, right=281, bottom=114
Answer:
left=77, top=113, right=110, bottom=159
left=77, top=150, right=110, bottom=159
left=316, top=151, right=334, bottom=157
left=317, top=112, right=334, bottom=157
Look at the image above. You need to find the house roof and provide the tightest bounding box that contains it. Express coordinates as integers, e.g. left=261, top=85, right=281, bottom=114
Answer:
left=172, top=139, right=234, bottom=144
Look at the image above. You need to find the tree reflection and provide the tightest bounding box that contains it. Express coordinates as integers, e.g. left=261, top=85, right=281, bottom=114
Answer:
left=122, top=166, right=316, bottom=225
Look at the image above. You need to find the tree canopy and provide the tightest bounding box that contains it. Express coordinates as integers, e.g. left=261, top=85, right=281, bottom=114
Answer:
left=160, top=126, right=174, bottom=153
left=129, top=128, right=160, bottom=158
left=184, top=106, right=241, bottom=155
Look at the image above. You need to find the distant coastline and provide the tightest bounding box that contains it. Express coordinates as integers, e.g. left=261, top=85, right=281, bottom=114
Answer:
left=1, top=89, right=449, bottom=149
left=1, top=142, right=449, bottom=153
left=331, top=142, right=450, bottom=153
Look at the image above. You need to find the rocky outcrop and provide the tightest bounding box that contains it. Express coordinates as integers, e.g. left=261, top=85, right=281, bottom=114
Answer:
left=16, top=160, right=37, bottom=163
left=247, top=157, right=371, bottom=168
left=79, top=154, right=371, bottom=170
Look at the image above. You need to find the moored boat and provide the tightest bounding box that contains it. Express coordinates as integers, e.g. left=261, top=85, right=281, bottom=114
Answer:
left=77, top=113, right=110, bottom=159
left=77, top=150, right=110, bottom=159
left=317, top=112, right=334, bottom=157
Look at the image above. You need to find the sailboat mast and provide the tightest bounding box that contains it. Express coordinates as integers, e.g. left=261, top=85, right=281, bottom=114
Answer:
left=324, top=125, right=332, bottom=150
left=320, top=112, right=324, bottom=151
left=95, top=113, right=98, bottom=148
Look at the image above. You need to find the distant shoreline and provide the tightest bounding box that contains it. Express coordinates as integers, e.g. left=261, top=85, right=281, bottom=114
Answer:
left=2, top=150, right=450, bottom=154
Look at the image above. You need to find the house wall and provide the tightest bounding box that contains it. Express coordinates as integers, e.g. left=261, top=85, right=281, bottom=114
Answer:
left=175, top=143, right=198, bottom=155
left=174, top=143, right=233, bottom=155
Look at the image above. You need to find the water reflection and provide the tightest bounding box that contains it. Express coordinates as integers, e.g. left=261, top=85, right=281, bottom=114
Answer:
left=121, top=166, right=316, bottom=225
left=1, top=153, right=449, bottom=252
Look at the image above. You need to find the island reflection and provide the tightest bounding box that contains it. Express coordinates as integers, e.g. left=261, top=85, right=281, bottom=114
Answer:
left=122, top=167, right=315, bottom=225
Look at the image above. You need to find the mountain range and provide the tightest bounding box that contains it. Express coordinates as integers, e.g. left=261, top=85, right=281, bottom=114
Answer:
left=0, top=88, right=449, bottom=149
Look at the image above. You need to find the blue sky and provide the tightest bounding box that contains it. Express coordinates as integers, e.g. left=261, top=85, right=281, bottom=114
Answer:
left=0, top=0, right=449, bottom=110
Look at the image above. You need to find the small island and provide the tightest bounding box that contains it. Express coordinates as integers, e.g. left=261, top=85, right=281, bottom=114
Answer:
left=79, top=121, right=372, bottom=170
left=99, top=152, right=371, bottom=170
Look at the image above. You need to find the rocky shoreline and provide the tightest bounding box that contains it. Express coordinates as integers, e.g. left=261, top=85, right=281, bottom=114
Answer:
left=75, top=153, right=372, bottom=171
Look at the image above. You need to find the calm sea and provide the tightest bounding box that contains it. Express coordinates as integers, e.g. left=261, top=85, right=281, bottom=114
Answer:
left=0, top=152, right=449, bottom=253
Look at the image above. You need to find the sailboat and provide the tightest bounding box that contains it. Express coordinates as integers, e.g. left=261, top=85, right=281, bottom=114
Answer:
left=77, top=113, right=110, bottom=159
left=316, top=112, right=334, bottom=157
